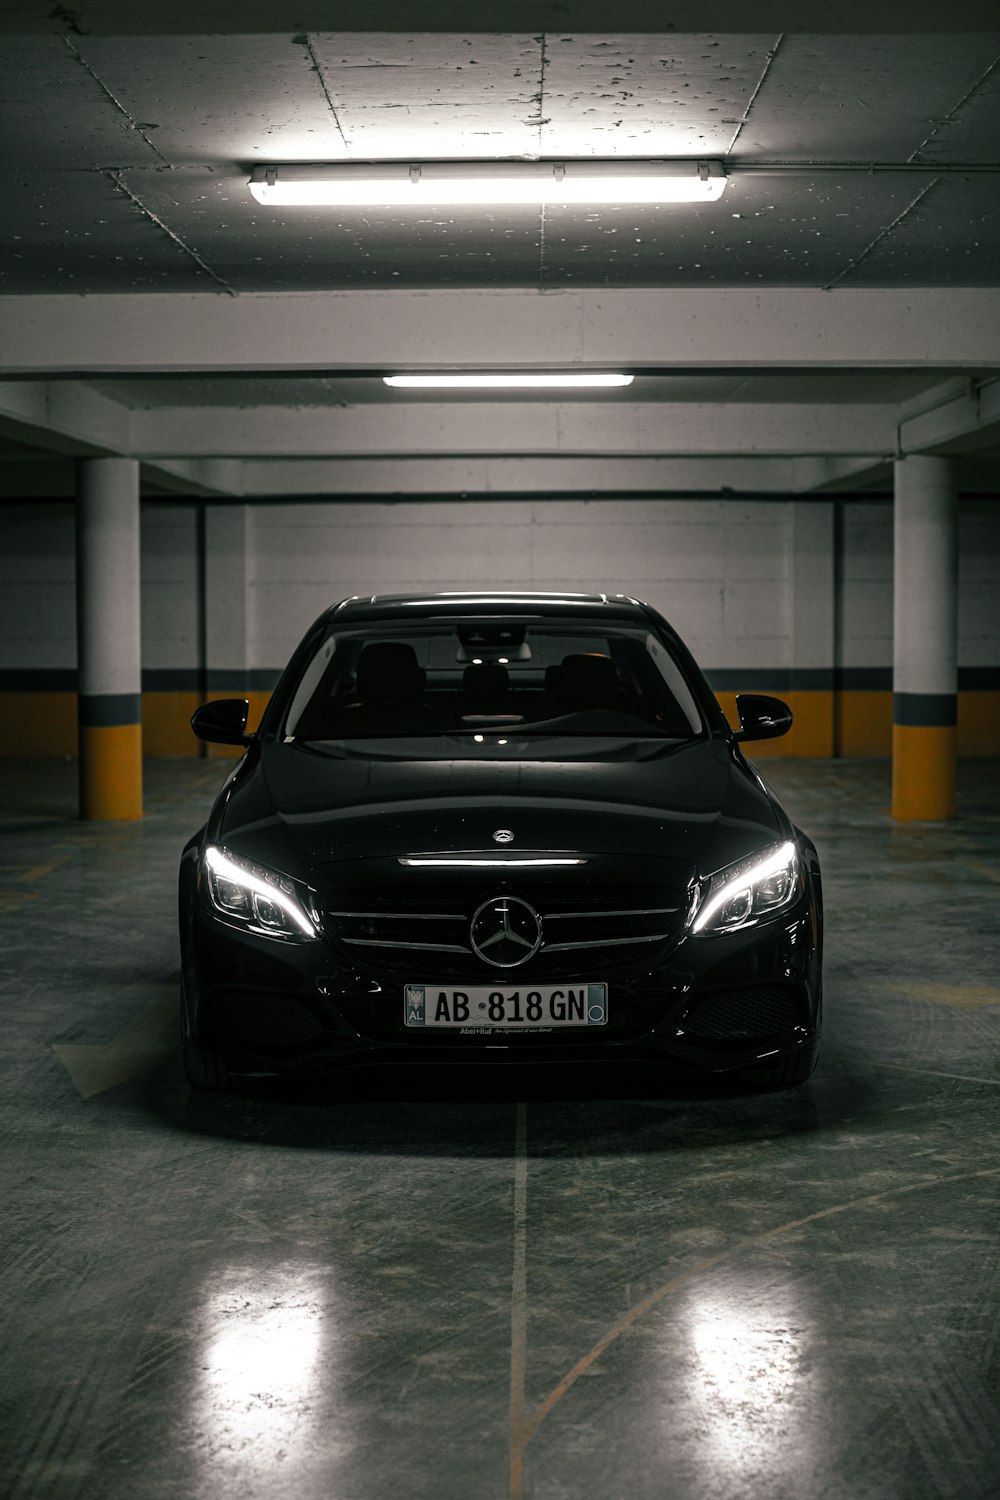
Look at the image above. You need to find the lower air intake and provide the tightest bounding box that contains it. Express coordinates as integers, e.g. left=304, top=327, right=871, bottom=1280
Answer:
left=206, top=991, right=324, bottom=1046
left=686, top=986, right=801, bottom=1041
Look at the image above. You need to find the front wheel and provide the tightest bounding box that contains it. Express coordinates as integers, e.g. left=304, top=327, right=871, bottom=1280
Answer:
left=181, top=1039, right=271, bottom=1092
left=182, top=1040, right=236, bottom=1089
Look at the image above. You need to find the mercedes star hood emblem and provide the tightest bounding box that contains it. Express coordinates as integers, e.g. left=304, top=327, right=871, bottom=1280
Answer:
left=470, top=895, right=542, bottom=968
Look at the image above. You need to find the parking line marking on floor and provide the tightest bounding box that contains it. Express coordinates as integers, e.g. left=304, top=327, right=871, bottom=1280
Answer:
left=876, top=981, right=1000, bottom=1010
left=881, top=1062, right=1000, bottom=1087
left=52, top=983, right=177, bottom=1099
left=17, top=854, right=71, bottom=883
left=0, top=855, right=71, bottom=911
left=507, top=1103, right=529, bottom=1500
left=516, top=1163, right=1000, bottom=1463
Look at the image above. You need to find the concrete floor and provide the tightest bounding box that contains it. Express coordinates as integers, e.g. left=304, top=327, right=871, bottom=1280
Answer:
left=2, top=756, right=999, bottom=1500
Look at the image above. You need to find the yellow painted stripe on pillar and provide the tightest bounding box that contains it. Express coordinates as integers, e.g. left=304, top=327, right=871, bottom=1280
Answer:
left=141, top=691, right=203, bottom=757
left=79, top=723, right=143, bottom=821
left=0, top=693, right=78, bottom=756
left=892, top=723, right=956, bottom=821
left=959, top=692, right=1000, bottom=756
left=835, top=690, right=893, bottom=757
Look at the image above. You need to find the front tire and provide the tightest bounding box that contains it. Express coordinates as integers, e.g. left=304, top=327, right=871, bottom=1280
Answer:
left=182, top=1039, right=238, bottom=1090
left=181, top=1036, right=269, bottom=1092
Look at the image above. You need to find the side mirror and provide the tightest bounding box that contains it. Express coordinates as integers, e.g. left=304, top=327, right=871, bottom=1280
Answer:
left=191, top=698, right=251, bottom=745
left=734, top=693, right=793, bottom=742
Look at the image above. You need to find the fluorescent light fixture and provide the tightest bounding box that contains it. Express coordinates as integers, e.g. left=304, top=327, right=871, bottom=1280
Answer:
left=249, top=160, right=727, bottom=207
left=384, top=373, right=634, bottom=389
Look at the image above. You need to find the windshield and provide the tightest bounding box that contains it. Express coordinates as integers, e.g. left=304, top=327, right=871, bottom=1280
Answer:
left=282, top=620, right=704, bottom=741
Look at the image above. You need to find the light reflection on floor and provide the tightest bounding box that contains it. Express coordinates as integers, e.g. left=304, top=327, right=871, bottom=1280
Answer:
left=195, top=1262, right=348, bottom=1489
left=676, top=1281, right=822, bottom=1482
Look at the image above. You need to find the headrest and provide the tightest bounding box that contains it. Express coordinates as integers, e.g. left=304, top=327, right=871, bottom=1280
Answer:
left=356, top=642, right=425, bottom=703
left=555, top=653, right=618, bottom=710
left=463, top=662, right=510, bottom=703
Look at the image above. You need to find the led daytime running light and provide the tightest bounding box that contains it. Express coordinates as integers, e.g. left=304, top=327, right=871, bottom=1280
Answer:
left=691, top=840, right=798, bottom=934
left=205, top=846, right=316, bottom=937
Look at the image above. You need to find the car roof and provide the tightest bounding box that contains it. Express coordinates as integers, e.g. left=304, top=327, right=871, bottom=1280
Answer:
left=328, top=591, right=652, bottom=624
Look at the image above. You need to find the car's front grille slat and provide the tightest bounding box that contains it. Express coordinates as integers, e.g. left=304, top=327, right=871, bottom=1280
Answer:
left=543, top=933, right=669, bottom=953
left=326, top=880, right=687, bottom=975
left=330, top=910, right=465, bottom=922
left=543, top=907, right=679, bottom=920
left=340, top=937, right=472, bottom=953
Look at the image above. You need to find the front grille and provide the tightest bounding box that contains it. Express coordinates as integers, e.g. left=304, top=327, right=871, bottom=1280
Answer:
left=685, top=986, right=801, bottom=1041
left=204, top=990, right=324, bottom=1047
left=325, top=882, right=686, bottom=978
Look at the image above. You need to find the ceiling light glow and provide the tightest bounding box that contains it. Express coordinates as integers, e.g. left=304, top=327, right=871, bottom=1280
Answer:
left=249, top=160, right=727, bottom=207
left=383, top=373, right=634, bottom=389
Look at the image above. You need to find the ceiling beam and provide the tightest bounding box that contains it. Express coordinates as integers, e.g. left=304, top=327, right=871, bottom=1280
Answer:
left=128, top=401, right=897, bottom=459
left=3, top=1, right=995, bottom=32
left=796, top=456, right=893, bottom=492
left=140, top=459, right=245, bottom=496
left=0, top=379, right=129, bottom=457
left=2, top=290, right=999, bottom=377
left=898, top=376, right=1000, bottom=456
left=234, top=456, right=827, bottom=496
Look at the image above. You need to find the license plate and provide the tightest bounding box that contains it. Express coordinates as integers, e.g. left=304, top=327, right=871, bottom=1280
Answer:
left=404, top=983, right=607, bottom=1030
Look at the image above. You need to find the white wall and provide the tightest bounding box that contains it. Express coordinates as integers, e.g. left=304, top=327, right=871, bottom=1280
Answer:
left=0, top=502, right=75, bottom=673
left=839, top=500, right=893, bottom=673
left=246, top=499, right=791, bottom=674
left=837, top=497, right=1000, bottom=677
left=1, top=493, right=997, bottom=695
left=960, top=500, right=1000, bottom=670
left=140, top=504, right=199, bottom=675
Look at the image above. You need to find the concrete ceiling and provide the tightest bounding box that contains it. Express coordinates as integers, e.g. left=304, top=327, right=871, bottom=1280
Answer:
left=1, top=4, right=999, bottom=498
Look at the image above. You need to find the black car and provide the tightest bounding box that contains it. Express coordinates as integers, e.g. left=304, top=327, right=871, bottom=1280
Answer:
left=179, top=592, right=822, bottom=1091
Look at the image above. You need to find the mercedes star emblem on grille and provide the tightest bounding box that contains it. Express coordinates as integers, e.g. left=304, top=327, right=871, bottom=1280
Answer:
left=470, top=896, right=542, bottom=968
left=492, top=829, right=514, bottom=844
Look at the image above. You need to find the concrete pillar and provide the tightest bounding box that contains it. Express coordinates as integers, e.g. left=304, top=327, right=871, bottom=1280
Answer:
left=892, top=456, right=958, bottom=821
left=75, top=458, right=142, bottom=820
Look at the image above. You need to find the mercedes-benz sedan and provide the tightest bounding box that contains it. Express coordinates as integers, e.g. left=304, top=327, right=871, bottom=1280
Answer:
left=179, top=592, right=822, bottom=1090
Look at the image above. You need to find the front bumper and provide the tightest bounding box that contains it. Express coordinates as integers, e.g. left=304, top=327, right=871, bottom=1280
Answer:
left=180, top=866, right=822, bottom=1082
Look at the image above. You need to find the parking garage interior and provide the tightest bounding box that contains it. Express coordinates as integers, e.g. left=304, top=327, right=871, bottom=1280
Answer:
left=2, top=5, right=999, bottom=1498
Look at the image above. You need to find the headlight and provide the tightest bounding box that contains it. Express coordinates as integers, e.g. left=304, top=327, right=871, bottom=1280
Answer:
left=689, top=840, right=801, bottom=935
left=203, top=845, right=318, bottom=941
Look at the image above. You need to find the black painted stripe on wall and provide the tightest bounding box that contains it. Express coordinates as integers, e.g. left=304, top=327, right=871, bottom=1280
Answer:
left=204, top=669, right=282, bottom=692
left=0, top=668, right=78, bottom=692
left=2, top=666, right=998, bottom=695
left=78, top=693, right=142, bottom=728
left=706, top=667, right=835, bottom=692
left=833, top=667, right=892, bottom=691
left=893, top=692, right=959, bottom=728
left=0, top=669, right=281, bottom=692
left=139, top=668, right=201, bottom=691
left=960, top=667, right=1000, bottom=691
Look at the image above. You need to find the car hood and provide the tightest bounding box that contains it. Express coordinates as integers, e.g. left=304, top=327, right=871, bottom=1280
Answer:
left=216, top=736, right=784, bottom=878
